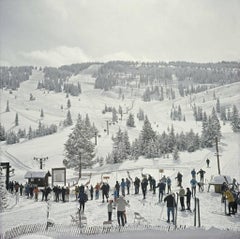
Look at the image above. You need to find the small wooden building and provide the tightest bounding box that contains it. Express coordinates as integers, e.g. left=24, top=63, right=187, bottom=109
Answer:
left=24, top=170, right=51, bottom=187
left=207, top=175, right=232, bottom=193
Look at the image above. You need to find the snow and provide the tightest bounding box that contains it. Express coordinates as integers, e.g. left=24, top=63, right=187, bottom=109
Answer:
left=0, top=70, right=240, bottom=238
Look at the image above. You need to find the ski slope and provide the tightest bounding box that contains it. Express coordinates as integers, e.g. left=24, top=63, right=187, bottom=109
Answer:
left=0, top=69, right=240, bottom=237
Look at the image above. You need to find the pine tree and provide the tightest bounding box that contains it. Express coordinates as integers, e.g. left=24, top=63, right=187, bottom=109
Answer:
left=64, top=110, right=73, bottom=126
left=137, top=108, right=144, bottom=121
left=67, top=99, right=71, bottom=108
left=172, top=146, right=179, bottom=160
left=15, top=113, right=19, bottom=126
left=63, top=116, right=95, bottom=175
left=231, top=105, right=240, bottom=132
left=112, top=107, right=118, bottom=123
left=40, top=108, right=44, bottom=118
left=0, top=124, right=6, bottom=141
left=216, top=98, right=220, bottom=113
left=126, top=113, right=135, bottom=127
left=139, top=116, right=156, bottom=155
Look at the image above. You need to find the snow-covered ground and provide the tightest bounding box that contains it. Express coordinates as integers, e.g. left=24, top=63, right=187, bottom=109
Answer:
left=0, top=70, right=240, bottom=238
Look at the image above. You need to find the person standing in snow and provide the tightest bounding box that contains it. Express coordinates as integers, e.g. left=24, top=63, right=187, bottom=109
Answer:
left=224, top=188, right=235, bottom=215
left=164, top=193, right=176, bottom=223
left=78, top=190, right=88, bottom=213
left=116, top=195, right=129, bottom=227
left=120, top=178, right=126, bottom=196
left=175, top=172, right=183, bottom=187
left=115, top=181, right=120, bottom=198
left=197, top=169, right=206, bottom=183
left=141, top=177, right=148, bottom=199
left=155, top=180, right=166, bottom=202
left=179, top=186, right=185, bottom=211
left=134, top=177, right=140, bottom=194
left=166, top=177, right=172, bottom=194
left=190, top=177, right=197, bottom=197
left=89, top=185, right=94, bottom=200
left=126, top=178, right=131, bottom=195
left=185, top=188, right=192, bottom=211
left=101, top=182, right=109, bottom=203
left=107, top=199, right=113, bottom=221
left=191, top=169, right=196, bottom=179
left=206, top=158, right=210, bottom=168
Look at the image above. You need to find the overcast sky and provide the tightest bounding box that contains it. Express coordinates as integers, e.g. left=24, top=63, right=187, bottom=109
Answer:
left=0, top=0, right=239, bottom=66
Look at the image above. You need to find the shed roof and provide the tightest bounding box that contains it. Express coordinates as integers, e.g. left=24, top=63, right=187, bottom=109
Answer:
left=24, top=170, right=47, bottom=179
left=209, top=175, right=232, bottom=184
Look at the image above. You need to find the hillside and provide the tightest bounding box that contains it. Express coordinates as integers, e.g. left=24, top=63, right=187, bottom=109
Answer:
left=0, top=68, right=240, bottom=236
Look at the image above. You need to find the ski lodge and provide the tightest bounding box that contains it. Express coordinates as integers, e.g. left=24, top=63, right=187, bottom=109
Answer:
left=24, top=170, right=51, bottom=187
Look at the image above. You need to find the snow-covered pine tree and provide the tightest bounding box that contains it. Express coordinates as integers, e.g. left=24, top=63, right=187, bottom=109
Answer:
left=6, top=131, right=19, bottom=144
left=63, top=110, right=73, bottom=126
left=139, top=116, right=156, bottom=155
left=216, top=98, right=220, bottom=113
left=137, top=108, right=144, bottom=121
left=63, top=115, right=95, bottom=176
left=231, top=105, right=240, bottom=132
left=15, top=113, right=19, bottom=126
left=40, top=108, right=44, bottom=118
left=126, top=113, right=135, bottom=127
left=172, top=146, right=179, bottom=160
left=112, top=107, right=118, bottom=123
left=67, top=99, right=71, bottom=109
left=0, top=124, right=6, bottom=141
left=131, top=138, right=141, bottom=160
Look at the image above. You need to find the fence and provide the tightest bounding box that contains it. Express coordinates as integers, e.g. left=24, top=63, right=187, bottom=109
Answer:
left=1, top=223, right=187, bottom=239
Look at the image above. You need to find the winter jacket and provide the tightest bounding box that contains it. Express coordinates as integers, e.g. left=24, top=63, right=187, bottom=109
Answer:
left=179, top=188, right=185, bottom=197
left=224, top=190, right=235, bottom=203
left=190, top=178, right=197, bottom=187
left=164, top=194, right=176, bottom=207
left=116, top=196, right=129, bottom=211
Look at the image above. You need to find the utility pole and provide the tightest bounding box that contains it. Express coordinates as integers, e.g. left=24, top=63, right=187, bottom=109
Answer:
left=215, top=137, right=221, bottom=175
left=106, top=120, right=109, bottom=135
left=34, top=156, right=48, bottom=169
left=79, top=152, right=82, bottom=179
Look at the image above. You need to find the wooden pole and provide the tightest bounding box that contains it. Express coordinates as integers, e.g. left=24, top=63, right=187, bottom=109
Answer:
left=215, top=137, right=221, bottom=175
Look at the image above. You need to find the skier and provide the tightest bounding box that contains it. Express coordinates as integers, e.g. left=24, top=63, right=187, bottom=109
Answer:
left=197, top=169, right=206, bottom=183
left=163, top=193, right=176, bottom=223
left=101, top=182, right=109, bottom=202
left=175, top=172, right=183, bottom=187
left=134, top=177, right=140, bottom=194
left=107, top=199, right=113, bottom=221
left=116, top=195, right=129, bottom=227
left=95, top=183, right=100, bottom=200
left=190, top=177, right=197, bottom=197
left=89, top=185, right=94, bottom=200
left=148, top=175, right=153, bottom=191
left=224, top=188, right=235, bottom=215
left=126, top=178, right=131, bottom=195
left=78, top=190, right=88, bottom=213
left=179, top=186, right=185, bottom=211
left=152, top=178, right=156, bottom=194
left=115, top=181, right=120, bottom=197
left=155, top=180, right=165, bottom=202
left=166, top=177, right=172, bottom=194
left=206, top=158, right=210, bottom=168
left=185, top=187, right=192, bottom=211
left=120, top=178, right=126, bottom=196
left=141, top=177, right=148, bottom=199
left=191, top=169, right=196, bottom=179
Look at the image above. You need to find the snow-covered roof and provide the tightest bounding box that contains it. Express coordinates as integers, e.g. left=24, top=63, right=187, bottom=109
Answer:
left=24, top=170, right=48, bottom=179
left=209, top=175, right=232, bottom=184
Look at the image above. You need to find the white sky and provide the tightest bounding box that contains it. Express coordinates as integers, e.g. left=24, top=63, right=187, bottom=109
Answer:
left=0, top=0, right=240, bottom=66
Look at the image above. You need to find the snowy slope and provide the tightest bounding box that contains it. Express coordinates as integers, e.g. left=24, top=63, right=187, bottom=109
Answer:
left=0, top=69, right=240, bottom=237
